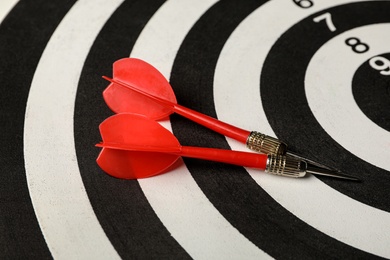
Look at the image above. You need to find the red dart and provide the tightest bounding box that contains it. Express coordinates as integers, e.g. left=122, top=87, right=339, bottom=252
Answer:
left=96, top=113, right=268, bottom=179
left=96, top=113, right=360, bottom=181
left=103, top=58, right=250, bottom=147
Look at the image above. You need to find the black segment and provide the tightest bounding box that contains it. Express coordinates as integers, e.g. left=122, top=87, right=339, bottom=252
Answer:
left=352, top=53, right=390, bottom=131
left=0, top=1, right=76, bottom=258
left=74, top=0, right=191, bottom=259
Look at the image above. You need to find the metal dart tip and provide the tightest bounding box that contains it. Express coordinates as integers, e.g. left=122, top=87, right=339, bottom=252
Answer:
left=286, top=151, right=336, bottom=171
left=305, top=164, right=361, bottom=182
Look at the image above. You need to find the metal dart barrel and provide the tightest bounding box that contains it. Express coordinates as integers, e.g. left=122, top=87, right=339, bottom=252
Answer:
left=247, top=131, right=287, bottom=155
left=265, top=154, right=305, bottom=178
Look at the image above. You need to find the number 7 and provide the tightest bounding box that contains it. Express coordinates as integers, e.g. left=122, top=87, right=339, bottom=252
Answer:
left=313, top=12, right=336, bottom=32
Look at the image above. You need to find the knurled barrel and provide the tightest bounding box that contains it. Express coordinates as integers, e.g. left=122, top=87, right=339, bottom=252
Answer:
left=265, top=154, right=306, bottom=178
left=246, top=131, right=287, bottom=155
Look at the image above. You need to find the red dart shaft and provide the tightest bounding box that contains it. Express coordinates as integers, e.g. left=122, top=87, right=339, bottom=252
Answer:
left=172, top=104, right=250, bottom=143
left=175, top=146, right=268, bottom=170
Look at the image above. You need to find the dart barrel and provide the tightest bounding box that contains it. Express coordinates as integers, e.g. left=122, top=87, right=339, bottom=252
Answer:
left=246, top=131, right=287, bottom=155
left=265, top=155, right=306, bottom=178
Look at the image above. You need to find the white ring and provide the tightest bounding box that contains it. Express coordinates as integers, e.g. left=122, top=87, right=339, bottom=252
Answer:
left=24, top=0, right=123, bottom=258
left=0, top=0, right=18, bottom=22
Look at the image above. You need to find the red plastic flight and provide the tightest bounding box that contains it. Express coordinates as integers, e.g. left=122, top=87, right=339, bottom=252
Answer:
left=102, top=58, right=250, bottom=144
left=96, top=113, right=268, bottom=179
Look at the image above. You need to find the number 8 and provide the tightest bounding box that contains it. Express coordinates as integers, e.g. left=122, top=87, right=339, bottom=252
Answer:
left=345, top=37, right=369, bottom=54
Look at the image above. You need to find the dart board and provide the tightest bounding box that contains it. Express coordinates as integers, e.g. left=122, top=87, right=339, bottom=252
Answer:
left=1, top=0, right=390, bottom=259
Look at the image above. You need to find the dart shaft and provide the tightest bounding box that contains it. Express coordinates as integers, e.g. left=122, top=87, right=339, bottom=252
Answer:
left=173, top=104, right=250, bottom=143
left=179, top=146, right=268, bottom=170
left=172, top=105, right=288, bottom=156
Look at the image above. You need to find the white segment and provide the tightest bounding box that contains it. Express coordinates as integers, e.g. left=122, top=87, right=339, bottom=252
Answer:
left=131, top=0, right=211, bottom=79
left=214, top=0, right=390, bottom=258
left=306, top=24, right=390, bottom=171
left=132, top=0, right=271, bottom=259
left=140, top=163, right=270, bottom=260
left=0, top=0, right=18, bottom=23
left=24, top=0, right=123, bottom=259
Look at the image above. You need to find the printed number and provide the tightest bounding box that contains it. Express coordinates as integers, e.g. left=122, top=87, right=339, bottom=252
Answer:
left=369, top=56, right=390, bottom=75
left=313, top=12, right=336, bottom=32
left=293, top=0, right=313, bottom=8
left=345, top=37, right=369, bottom=54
